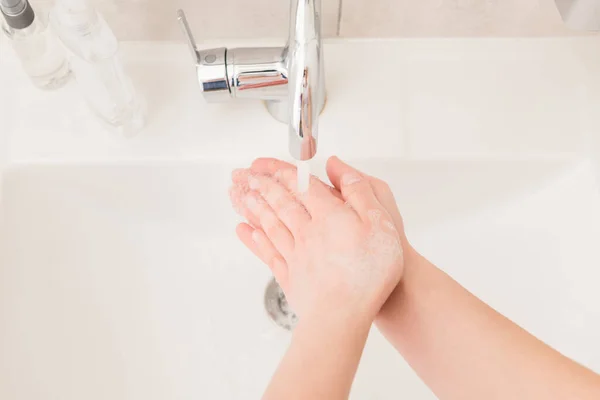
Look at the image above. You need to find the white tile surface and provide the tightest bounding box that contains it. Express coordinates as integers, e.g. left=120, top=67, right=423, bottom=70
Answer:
left=28, top=0, right=591, bottom=40
left=317, top=41, right=410, bottom=160
left=30, top=0, right=341, bottom=40
left=340, top=0, right=573, bottom=37
left=403, top=38, right=594, bottom=157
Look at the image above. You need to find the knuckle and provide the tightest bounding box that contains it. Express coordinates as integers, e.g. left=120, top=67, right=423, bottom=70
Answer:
left=341, top=172, right=363, bottom=188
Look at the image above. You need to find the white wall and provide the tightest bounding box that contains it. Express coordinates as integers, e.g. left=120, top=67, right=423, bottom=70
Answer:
left=0, top=36, right=16, bottom=204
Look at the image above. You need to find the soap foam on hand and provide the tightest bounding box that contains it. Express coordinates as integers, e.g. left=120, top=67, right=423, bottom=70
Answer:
left=296, top=160, right=310, bottom=194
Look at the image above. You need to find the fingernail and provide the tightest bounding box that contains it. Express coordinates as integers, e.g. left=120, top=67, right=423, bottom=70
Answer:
left=330, top=155, right=346, bottom=165
left=248, top=175, right=260, bottom=190
left=245, top=195, right=259, bottom=212
left=341, top=172, right=361, bottom=186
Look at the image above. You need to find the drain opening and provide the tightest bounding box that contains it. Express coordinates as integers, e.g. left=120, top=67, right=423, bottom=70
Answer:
left=264, top=277, right=298, bottom=331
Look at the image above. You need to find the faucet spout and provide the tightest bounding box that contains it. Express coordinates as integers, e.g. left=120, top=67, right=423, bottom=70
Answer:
left=287, top=0, right=324, bottom=161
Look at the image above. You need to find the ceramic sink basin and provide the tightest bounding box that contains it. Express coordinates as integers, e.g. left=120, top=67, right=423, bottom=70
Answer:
left=2, top=35, right=600, bottom=400
left=1, top=158, right=599, bottom=399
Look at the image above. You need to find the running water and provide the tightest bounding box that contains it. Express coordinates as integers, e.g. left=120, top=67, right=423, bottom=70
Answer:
left=296, top=160, right=310, bottom=193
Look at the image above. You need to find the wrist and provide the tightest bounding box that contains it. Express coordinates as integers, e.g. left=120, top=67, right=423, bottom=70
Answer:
left=295, top=308, right=373, bottom=340
left=376, top=243, right=423, bottom=322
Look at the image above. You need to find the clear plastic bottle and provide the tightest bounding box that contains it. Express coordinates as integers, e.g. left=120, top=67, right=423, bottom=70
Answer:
left=50, top=0, right=145, bottom=136
left=0, top=0, right=71, bottom=90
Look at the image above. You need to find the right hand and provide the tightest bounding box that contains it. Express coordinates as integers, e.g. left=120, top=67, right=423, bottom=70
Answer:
left=229, top=156, right=410, bottom=322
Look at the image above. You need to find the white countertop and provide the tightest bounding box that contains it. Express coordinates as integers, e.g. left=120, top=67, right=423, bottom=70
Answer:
left=1, top=37, right=599, bottom=166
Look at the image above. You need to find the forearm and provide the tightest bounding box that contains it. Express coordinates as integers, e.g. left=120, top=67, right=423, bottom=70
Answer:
left=376, top=246, right=600, bottom=400
left=263, top=312, right=371, bottom=400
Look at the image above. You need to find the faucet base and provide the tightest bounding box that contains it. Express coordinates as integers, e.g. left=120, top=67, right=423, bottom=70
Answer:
left=264, top=95, right=327, bottom=124
left=264, top=100, right=288, bottom=123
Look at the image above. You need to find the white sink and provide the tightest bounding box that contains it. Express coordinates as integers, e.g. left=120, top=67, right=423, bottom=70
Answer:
left=1, top=158, right=599, bottom=399
left=1, top=36, right=600, bottom=399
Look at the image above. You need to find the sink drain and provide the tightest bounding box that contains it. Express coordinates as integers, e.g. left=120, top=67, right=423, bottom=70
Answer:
left=264, top=278, right=298, bottom=331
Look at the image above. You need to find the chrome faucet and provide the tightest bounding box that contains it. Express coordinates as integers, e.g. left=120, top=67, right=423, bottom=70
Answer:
left=177, top=0, right=325, bottom=161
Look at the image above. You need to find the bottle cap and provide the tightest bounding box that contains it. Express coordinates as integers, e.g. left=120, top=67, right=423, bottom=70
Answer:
left=0, top=0, right=34, bottom=29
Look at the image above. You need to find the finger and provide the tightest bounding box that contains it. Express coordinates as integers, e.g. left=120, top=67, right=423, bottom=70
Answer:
left=368, top=177, right=404, bottom=231
left=251, top=159, right=344, bottom=202
left=248, top=173, right=311, bottom=235
left=325, top=156, right=382, bottom=218
left=326, top=157, right=404, bottom=227
left=232, top=168, right=294, bottom=231
left=272, top=167, right=341, bottom=200
left=325, top=160, right=395, bottom=211
left=326, top=157, right=408, bottom=242
left=232, top=168, right=252, bottom=188
left=245, top=191, right=295, bottom=257
left=326, top=155, right=365, bottom=192
left=236, top=222, right=267, bottom=260
left=236, top=223, right=288, bottom=284
left=251, top=158, right=295, bottom=174
left=274, top=168, right=343, bottom=215
left=229, top=185, right=262, bottom=228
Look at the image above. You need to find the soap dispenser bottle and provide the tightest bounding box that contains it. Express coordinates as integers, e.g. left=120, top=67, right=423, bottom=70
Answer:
left=0, top=0, right=71, bottom=89
left=50, top=0, right=145, bottom=136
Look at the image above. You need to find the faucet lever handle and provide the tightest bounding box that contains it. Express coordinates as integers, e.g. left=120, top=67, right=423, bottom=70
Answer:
left=176, top=9, right=231, bottom=102
left=176, top=9, right=200, bottom=63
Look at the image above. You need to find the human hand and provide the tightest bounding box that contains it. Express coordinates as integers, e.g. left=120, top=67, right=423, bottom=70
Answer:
left=229, top=156, right=406, bottom=323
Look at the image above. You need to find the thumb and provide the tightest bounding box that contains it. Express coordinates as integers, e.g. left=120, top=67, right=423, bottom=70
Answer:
left=326, top=156, right=382, bottom=217
left=326, top=155, right=366, bottom=190
left=327, top=156, right=405, bottom=232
